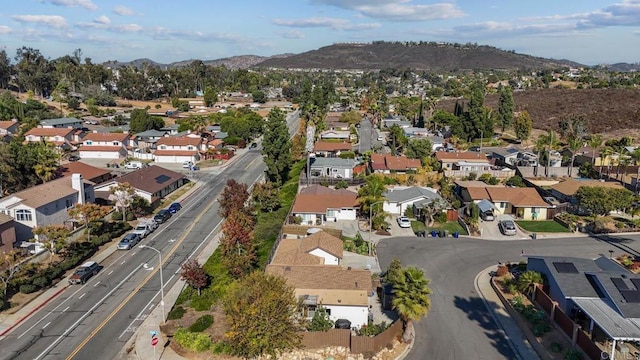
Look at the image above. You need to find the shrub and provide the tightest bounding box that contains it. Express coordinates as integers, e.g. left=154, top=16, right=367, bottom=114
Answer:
left=190, top=295, right=213, bottom=312
left=188, top=315, right=214, bottom=332
left=496, top=265, right=509, bottom=277
left=550, top=342, right=563, bottom=353
left=532, top=322, right=550, bottom=336
left=506, top=283, right=518, bottom=294
left=563, top=348, right=584, bottom=360
left=173, top=328, right=212, bottom=352
left=167, top=306, right=186, bottom=320
left=32, top=276, right=50, bottom=289
left=19, top=284, right=37, bottom=294
left=212, top=341, right=233, bottom=354
left=111, top=210, right=135, bottom=221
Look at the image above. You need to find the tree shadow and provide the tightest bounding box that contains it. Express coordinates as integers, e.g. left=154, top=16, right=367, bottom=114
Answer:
left=453, top=295, right=516, bottom=359
left=592, top=233, right=640, bottom=258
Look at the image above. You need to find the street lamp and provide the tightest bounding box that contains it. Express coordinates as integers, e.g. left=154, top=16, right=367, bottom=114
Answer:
left=368, top=200, right=385, bottom=256
left=139, top=245, right=165, bottom=322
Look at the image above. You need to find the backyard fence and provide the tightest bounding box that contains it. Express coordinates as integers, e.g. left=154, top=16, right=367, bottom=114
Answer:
left=300, top=320, right=403, bottom=354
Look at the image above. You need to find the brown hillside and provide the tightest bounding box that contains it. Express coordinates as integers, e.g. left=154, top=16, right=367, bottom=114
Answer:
left=439, top=88, right=640, bottom=137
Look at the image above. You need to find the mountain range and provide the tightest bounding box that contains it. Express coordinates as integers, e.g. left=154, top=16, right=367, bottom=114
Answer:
left=104, top=41, right=640, bottom=72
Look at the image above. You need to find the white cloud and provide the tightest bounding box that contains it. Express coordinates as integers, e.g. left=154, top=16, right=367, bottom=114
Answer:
left=12, top=15, right=68, bottom=29
left=0, top=25, right=12, bottom=35
left=312, top=0, right=465, bottom=21
left=273, top=17, right=380, bottom=31
left=109, top=23, right=143, bottom=33
left=45, top=0, right=97, bottom=11
left=278, top=29, right=305, bottom=39
left=113, top=5, right=135, bottom=16
left=94, top=15, right=110, bottom=25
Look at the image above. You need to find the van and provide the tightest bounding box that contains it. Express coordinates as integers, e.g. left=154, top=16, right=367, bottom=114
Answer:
left=124, top=161, right=143, bottom=169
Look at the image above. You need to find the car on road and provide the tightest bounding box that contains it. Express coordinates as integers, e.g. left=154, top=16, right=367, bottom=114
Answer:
left=68, top=155, right=81, bottom=161
left=168, top=202, right=182, bottom=214
left=396, top=217, right=412, bottom=228
left=117, top=233, right=141, bottom=250
left=498, top=220, right=517, bottom=236
left=249, top=142, right=258, bottom=149
left=69, top=261, right=99, bottom=284
left=154, top=209, right=172, bottom=224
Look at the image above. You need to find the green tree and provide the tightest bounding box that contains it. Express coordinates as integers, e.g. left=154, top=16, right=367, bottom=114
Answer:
left=567, top=137, right=584, bottom=177
left=392, top=266, right=432, bottom=343
left=388, top=124, right=408, bottom=155
left=587, top=134, right=603, bottom=167
left=384, top=257, right=403, bottom=284
left=0, top=251, right=21, bottom=306
left=575, top=186, right=634, bottom=218
left=251, top=90, right=266, bottom=103
left=129, top=109, right=164, bottom=133
left=516, top=271, right=543, bottom=298
left=110, top=182, right=136, bottom=222
left=222, top=272, right=302, bottom=359
left=497, top=84, right=514, bottom=133
left=203, top=86, right=218, bottom=107
left=250, top=181, right=281, bottom=212
left=513, top=111, right=533, bottom=142
left=405, top=138, right=433, bottom=162
left=68, top=203, right=110, bottom=242
left=505, top=175, right=526, bottom=187
left=262, top=107, right=292, bottom=184
left=32, top=225, right=70, bottom=259
left=339, top=110, right=362, bottom=126
left=308, top=305, right=334, bottom=331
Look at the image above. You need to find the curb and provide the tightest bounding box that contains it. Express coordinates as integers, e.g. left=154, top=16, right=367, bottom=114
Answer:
left=0, top=285, right=69, bottom=337
left=394, top=322, right=415, bottom=360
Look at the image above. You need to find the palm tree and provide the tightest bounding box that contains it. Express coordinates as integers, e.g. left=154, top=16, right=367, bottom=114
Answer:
left=599, top=146, right=614, bottom=179
left=391, top=266, right=432, bottom=342
left=587, top=134, right=603, bottom=167
left=567, top=137, right=584, bottom=177
left=538, top=129, right=558, bottom=177
left=516, top=270, right=543, bottom=299
left=631, top=147, right=640, bottom=194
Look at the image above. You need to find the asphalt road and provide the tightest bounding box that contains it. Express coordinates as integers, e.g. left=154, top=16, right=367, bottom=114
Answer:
left=0, top=109, right=302, bottom=360
left=358, top=117, right=373, bottom=153
left=376, top=233, right=640, bottom=360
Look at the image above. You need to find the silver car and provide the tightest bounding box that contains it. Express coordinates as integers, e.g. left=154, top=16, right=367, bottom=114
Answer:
left=499, top=220, right=517, bottom=236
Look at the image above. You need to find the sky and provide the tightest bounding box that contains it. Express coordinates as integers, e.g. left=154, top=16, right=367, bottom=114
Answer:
left=1, top=0, right=639, bottom=66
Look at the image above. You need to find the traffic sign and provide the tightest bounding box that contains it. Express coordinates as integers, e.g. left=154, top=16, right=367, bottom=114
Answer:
left=151, top=337, right=159, bottom=346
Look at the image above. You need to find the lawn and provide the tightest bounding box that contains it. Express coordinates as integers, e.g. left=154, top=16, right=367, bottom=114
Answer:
left=516, top=220, right=570, bottom=233
left=412, top=220, right=468, bottom=236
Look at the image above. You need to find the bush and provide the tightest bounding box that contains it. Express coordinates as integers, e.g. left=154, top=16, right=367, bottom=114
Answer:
left=19, top=284, right=37, bottom=294
left=32, top=276, right=50, bottom=289
left=563, top=348, right=584, bottom=360
left=550, top=342, right=563, bottom=353
left=532, top=322, right=550, bottom=336
left=190, top=295, right=213, bottom=311
left=167, top=306, right=186, bottom=320
left=111, top=210, right=135, bottom=221
left=188, top=315, right=214, bottom=332
left=212, top=341, right=233, bottom=354
left=173, top=328, right=212, bottom=352
left=496, top=265, right=509, bottom=277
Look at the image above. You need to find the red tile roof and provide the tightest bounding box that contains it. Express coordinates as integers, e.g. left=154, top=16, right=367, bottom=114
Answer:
left=313, top=141, right=352, bottom=152
left=24, top=127, right=74, bottom=137
left=293, top=186, right=358, bottom=213
left=156, top=136, right=202, bottom=147
left=59, top=162, right=112, bottom=183
left=83, top=132, right=129, bottom=142
left=371, top=154, right=421, bottom=171
left=467, top=186, right=549, bottom=207
left=436, top=152, right=488, bottom=162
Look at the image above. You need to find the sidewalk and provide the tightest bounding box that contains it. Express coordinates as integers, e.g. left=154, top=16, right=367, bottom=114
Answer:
left=474, top=266, right=539, bottom=360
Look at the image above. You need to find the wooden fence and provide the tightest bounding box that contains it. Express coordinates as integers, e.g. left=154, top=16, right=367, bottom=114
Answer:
left=281, top=225, right=343, bottom=238
left=300, top=320, right=403, bottom=354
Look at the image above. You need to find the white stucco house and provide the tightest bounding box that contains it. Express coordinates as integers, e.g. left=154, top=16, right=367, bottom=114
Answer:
left=0, top=174, right=94, bottom=243
left=308, top=157, right=356, bottom=179
left=153, top=135, right=203, bottom=163
left=79, top=131, right=131, bottom=159
left=382, top=186, right=446, bottom=215
left=291, top=185, right=358, bottom=226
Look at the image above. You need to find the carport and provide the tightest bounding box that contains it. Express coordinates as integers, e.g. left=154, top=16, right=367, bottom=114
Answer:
left=477, top=199, right=498, bottom=216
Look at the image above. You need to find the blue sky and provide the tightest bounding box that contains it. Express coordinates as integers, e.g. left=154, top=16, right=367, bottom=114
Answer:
left=1, top=0, right=639, bottom=65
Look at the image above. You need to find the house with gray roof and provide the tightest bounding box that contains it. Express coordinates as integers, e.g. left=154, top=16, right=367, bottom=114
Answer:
left=40, top=117, right=83, bottom=129
left=308, top=157, right=356, bottom=179
left=134, top=129, right=169, bottom=149
left=382, top=186, right=445, bottom=215
left=489, top=147, right=522, bottom=167
left=527, top=255, right=640, bottom=358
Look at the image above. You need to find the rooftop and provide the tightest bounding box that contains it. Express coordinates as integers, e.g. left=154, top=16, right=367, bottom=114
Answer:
left=115, top=165, right=185, bottom=194
left=271, top=231, right=344, bottom=266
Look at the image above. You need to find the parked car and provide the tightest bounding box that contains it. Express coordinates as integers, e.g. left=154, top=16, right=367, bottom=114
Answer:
left=68, top=155, right=81, bottom=161
left=168, top=202, right=182, bottom=214
left=396, top=217, right=411, bottom=228
left=499, top=220, right=517, bottom=236
left=131, top=219, right=156, bottom=239
left=480, top=210, right=495, bottom=221
left=153, top=209, right=172, bottom=224
left=249, top=142, right=258, bottom=149
left=182, top=161, right=194, bottom=168
left=117, top=233, right=141, bottom=250
left=124, top=161, right=143, bottom=169
left=69, top=261, right=99, bottom=285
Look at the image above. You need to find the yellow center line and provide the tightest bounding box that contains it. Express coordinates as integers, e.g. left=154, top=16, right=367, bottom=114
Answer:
left=65, top=194, right=220, bottom=360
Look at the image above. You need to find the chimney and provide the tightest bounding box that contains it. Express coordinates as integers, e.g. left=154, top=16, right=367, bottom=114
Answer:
left=72, top=173, right=85, bottom=204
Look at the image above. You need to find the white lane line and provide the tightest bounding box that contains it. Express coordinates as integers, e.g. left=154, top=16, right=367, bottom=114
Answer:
left=17, top=313, right=51, bottom=339
left=62, top=306, right=70, bottom=313
left=108, top=270, right=113, bottom=275
left=78, top=293, right=86, bottom=299
left=121, top=260, right=126, bottom=265
left=42, top=322, right=51, bottom=329
left=93, top=281, right=101, bottom=287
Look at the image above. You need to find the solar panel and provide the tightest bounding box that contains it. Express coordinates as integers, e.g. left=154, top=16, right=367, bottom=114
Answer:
left=631, top=279, right=640, bottom=291
left=155, top=175, right=170, bottom=184
left=611, top=277, right=630, bottom=291
left=553, top=262, right=579, bottom=274
left=620, top=290, right=640, bottom=303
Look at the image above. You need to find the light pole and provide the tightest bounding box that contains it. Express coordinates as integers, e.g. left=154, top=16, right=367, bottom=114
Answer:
left=140, top=245, right=165, bottom=322
left=368, top=200, right=385, bottom=256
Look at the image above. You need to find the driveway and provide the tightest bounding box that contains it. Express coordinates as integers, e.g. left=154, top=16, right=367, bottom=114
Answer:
left=389, top=216, right=416, bottom=237
left=479, top=215, right=529, bottom=240
left=376, top=234, right=640, bottom=360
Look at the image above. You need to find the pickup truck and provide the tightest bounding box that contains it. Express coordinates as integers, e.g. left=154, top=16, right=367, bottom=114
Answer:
left=69, top=261, right=99, bottom=285
left=131, top=219, right=156, bottom=239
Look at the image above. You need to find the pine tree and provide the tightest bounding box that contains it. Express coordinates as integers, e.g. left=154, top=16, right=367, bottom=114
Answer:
left=262, top=107, right=292, bottom=185
left=497, top=85, right=514, bottom=133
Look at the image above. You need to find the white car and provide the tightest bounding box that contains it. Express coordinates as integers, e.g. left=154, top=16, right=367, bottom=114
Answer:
left=182, top=161, right=194, bottom=168
left=397, top=217, right=412, bottom=228
left=124, top=161, right=143, bottom=169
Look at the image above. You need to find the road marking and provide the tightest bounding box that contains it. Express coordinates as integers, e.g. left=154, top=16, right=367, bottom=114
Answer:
left=78, top=293, right=86, bottom=299
left=93, top=281, right=100, bottom=287
left=107, top=270, right=113, bottom=275
left=17, top=313, right=51, bottom=339
left=42, top=322, right=51, bottom=329
left=62, top=306, right=69, bottom=313
left=131, top=252, right=136, bottom=256
left=35, top=263, right=144, bottom=360
left=121, top=260, right=126, bottom=264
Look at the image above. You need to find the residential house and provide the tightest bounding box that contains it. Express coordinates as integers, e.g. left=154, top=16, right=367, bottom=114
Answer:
left=292, top=185, right=358, bottom=225
left=436, top=152, right=515, bottom=179
left=271, top=231, right=343, bottom=266
left=93, top=165, right=187, bottom=206
left=490, top=147, right=522, bottom=167
left=320, top=130, right=352, bottom=141
left=159, top=124, right=180, bottom=135
left=0, top=120, right=20, bottom=136
left=266, top=265, right=372, bottom=328
left=0, top=174, right=94, bottom=242
left=24, top=127, right=77, bottom=151
left=58, top=161, right=115, bottom=185
left=308, top=157, right=356, bottom=179
left=382, top=117, right=411, bottom=129
left=382, top=186, right=446, bottom=215
left=461, top=185, right=550, bottom=220
left=313, top=141, right=353, bottom=157
left=40, top=117, right=83, bottom=129
left=79, top=131, right=131, bottom=159
left=370, top=154, right=421, bottom=174
left=134, top=129, right=168, bottom=150
left=548, top=178, right=625, bottom=204
left=526, top=255, right=640, bottom=358
left=0, top=213, right=17, bottom=252
left=402, top=127, right=431, bottom=138
left=154, top=135, right=202, bottom=163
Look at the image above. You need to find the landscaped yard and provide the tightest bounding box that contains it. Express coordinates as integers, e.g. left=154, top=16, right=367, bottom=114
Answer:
left=412, top=220, right=468, bottom=235
left=516, top=220, right=570, bottom=233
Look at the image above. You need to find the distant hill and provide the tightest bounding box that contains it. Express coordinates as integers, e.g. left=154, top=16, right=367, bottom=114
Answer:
left=255, top=41, right=583, bottom=71
left=594, top=63, right=640, bottom=72
left=104, top=54, right=290, bottom=70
